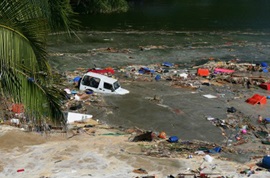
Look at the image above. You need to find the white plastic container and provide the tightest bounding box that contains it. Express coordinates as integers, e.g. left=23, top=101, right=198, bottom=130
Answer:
left=204, top=155, right=214, bottom=162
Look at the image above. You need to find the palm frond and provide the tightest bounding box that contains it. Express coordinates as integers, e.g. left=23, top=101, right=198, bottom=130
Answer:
left=27, top=0, right=79, bottom=35
left=0, top=0, right=69, bottom=124
left=0, top=25, right=65, bottom=124
left=0, top=0, right=50, bottom=75
left=72, top=0, right=129, bottom=14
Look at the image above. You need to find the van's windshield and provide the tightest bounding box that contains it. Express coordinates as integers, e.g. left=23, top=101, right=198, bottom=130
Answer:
left=113, top=81, right=120, bottom=90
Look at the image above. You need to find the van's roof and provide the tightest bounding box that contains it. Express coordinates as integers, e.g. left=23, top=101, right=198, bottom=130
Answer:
left=84, top=72, right=118, bottom=83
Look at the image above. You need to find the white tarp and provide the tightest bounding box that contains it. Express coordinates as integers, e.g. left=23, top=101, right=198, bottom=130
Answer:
left=203, top=94, right=217, bottom=99
left=10, top=118, right=20, bottom=125
left=179, top=73, right=188, bottom=79
left=67, top=112, right=93, bottom=124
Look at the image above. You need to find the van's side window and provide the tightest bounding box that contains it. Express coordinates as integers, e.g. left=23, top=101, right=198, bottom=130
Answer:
left=89, top=77, right=100, bottom=88
left=82, top=76, right=91, bottom=86
left=104, top=82, right=113, bottom=90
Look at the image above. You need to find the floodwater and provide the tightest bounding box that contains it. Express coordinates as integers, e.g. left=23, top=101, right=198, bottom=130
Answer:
left=48, top=31, right=270, bottom=145
left=103, top=81, right=230, bottom=143
left=79, top=0, right=270, bottom=31
left=48, top=31, right=270, bottom=71
left=48, top=0, right=270, bottom=144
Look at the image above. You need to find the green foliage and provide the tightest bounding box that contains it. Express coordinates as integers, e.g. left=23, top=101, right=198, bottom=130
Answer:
left=72, top=0, right=129, bottom=14
left=0, top=0, right=76, bottom=125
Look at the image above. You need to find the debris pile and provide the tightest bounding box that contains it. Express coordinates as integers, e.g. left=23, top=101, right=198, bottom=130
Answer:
left=120, top=59, right=270, bottom=91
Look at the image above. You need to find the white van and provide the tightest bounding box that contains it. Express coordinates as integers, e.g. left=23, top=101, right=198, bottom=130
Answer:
left=79, top=72, right=129, bottom=95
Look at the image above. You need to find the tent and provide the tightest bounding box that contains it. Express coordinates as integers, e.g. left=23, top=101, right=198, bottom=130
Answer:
left=246, top=94, right=267, bottom=105
left=260, top=83, right=270, bottom=90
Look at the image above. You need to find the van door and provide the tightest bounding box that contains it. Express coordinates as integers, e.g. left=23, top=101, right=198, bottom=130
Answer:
left=80, top=75, right=101, bottom=92
left=102, top=82, right=114, bottom=94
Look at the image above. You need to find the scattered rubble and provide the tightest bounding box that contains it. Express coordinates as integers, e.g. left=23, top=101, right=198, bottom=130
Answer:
left=1, top=58, right=270, bottom=177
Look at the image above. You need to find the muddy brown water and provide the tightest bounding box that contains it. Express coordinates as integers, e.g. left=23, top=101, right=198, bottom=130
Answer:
left=102, top=81, right=227, bottom=143
left=101, top=79, right=269, bottom=144
left=99, top=78, right=270, bottom=164
left=49, top=31, right=270, bottom=146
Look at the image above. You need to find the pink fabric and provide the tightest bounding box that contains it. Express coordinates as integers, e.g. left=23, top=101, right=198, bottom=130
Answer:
left=214, top=68, right=235, bottom=73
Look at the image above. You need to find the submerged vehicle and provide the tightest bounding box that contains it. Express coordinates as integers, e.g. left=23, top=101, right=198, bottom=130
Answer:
left=79, top=72, right=129, bottom=95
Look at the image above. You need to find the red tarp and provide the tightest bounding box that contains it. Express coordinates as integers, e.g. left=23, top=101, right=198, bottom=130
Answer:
left=246, top=94, right=267, bottom=105
left=87, top=67, right=115, bottom=75
left=197, top=68, right=210, bottom=77
left=260, top=83, right=270, bottom=90
left=12, top=104, right=24, bottom=113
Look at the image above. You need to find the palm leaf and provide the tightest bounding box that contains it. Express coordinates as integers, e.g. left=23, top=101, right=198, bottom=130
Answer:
left=73, top=0, right=129, bottom=14
left=28, top=0, right=79, bottom=35
left=0, top=0, right=67, bottom=124
left=0, top=25, right=65, bottom=124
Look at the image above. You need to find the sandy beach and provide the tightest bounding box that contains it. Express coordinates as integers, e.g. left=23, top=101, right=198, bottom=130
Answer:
left=0, top=119, right=269, bottom=178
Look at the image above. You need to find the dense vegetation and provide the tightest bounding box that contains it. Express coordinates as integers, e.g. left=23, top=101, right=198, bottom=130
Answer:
left=70, top=0, right=129, bottom=14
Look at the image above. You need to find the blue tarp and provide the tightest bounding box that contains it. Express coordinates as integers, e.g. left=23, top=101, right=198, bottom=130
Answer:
left=138, top=67, right=155, bottom=74
left=262, top=155, right=270, bottom=168
left=155, top=74, right=161, bottom=81
left=261, top=62, right=268, bottom=68
left=71, top=90, right=77, bottom=94
left=208, top=147, right=222, bottom=154
left=264, top=118, right=270, bottom=123
left=168, top=136, right=179, bottom=143
left=162, top=62, right=174, bottom=67
left=262, top=68, right=268, bottom=73
left=73, top=76, right=81, bottom=82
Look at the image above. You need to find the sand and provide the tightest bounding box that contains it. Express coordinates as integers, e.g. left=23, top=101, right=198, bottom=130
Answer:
left=0, top=124, right=269, bottom=178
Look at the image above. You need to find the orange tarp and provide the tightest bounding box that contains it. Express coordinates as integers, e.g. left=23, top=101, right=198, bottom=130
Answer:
left=246, top=94, right=267, bottom=105
left=197, top=68, right=210, bottom=77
